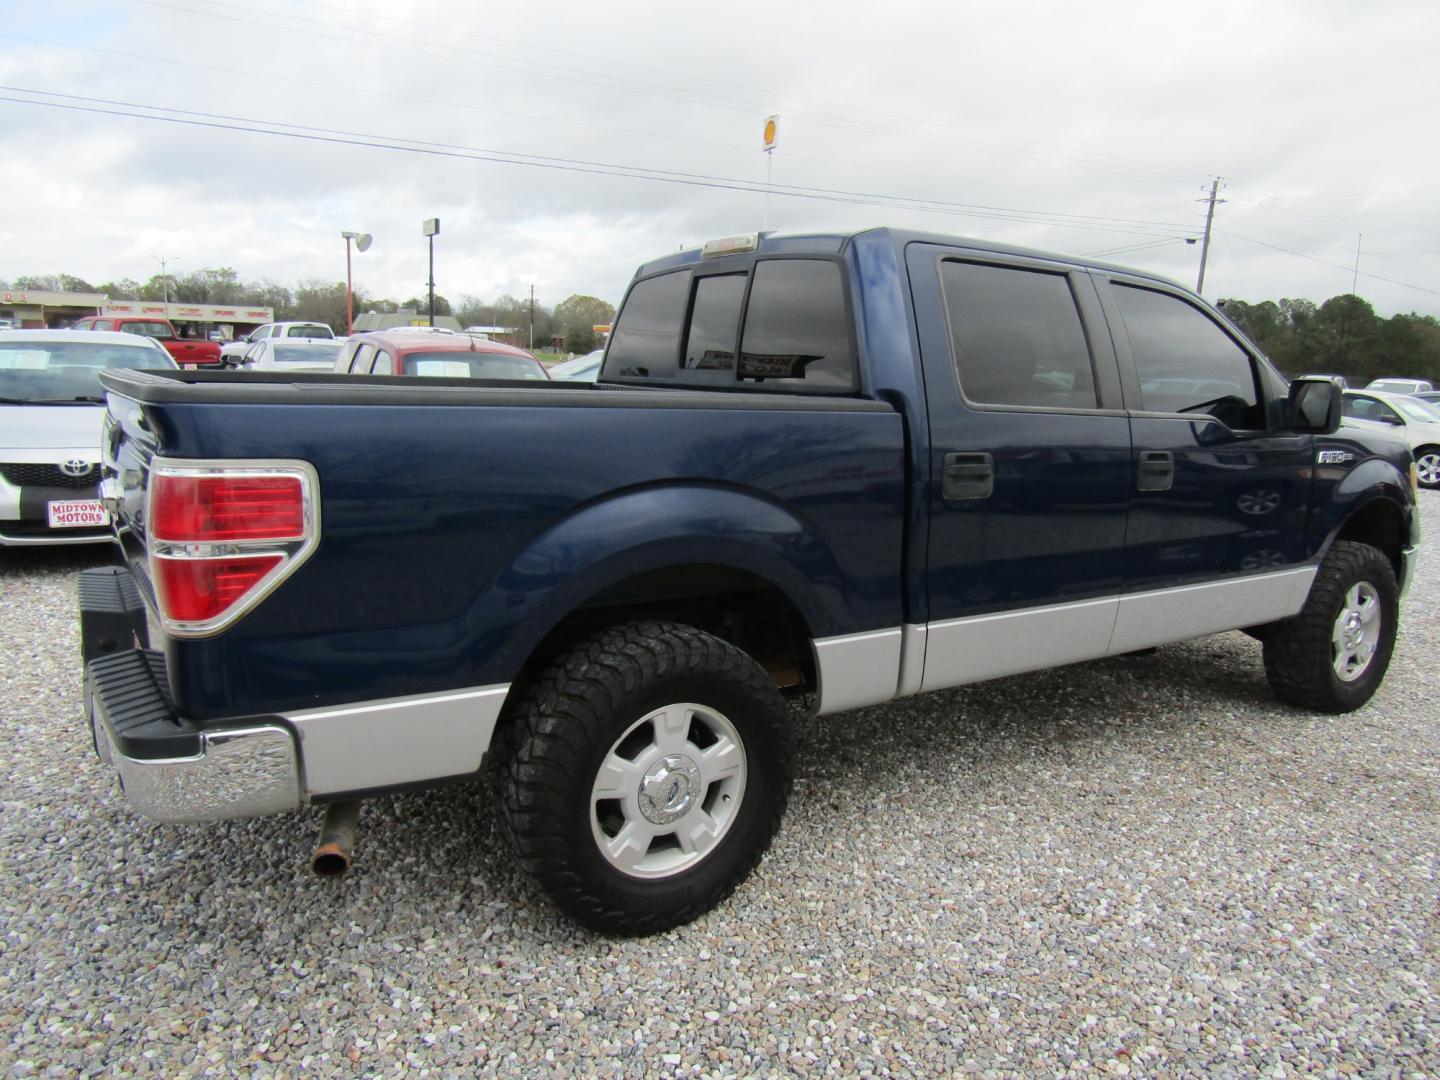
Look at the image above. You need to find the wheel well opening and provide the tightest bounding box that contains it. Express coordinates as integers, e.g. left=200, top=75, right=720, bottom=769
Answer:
left=1334, top=498, right=1407, bottom=580
left=510, top=565, right=817, bottom=706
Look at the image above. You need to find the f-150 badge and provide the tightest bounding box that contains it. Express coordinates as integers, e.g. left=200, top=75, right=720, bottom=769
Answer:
left=1316, top=449, right=1354, bottom=464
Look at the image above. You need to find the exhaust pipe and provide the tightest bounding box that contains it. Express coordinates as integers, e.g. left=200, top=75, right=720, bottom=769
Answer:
left=311, top=800, right=361, bottom=877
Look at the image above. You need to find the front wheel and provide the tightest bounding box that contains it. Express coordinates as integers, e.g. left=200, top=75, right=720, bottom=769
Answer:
left=499, top=621, right=792, bottom=935
left=1263, top=540, right=1398, bottom=713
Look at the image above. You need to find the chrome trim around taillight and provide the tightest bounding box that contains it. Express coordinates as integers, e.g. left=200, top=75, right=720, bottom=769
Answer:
left=146, top=457, right=321, bottom=638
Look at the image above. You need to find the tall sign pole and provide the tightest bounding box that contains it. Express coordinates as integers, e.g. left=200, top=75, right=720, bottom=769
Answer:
left=422, top=218, right=440, bottom=327
left=1195, top=177, right=1225, bottom=295
left=762, top=114, right=779, bottom=231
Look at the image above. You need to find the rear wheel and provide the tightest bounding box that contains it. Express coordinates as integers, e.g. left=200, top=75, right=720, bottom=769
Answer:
left=1263, top=540, right=1398, bottom=713
left=499, top=621, right=792, bottom=935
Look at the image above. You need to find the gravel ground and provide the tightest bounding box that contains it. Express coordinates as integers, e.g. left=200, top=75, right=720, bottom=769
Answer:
left=2, top=499, right=1437, bottom=1078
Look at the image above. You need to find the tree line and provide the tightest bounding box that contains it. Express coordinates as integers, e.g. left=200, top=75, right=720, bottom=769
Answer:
left=1218, top=294, right=1440, bottom=383
left=2, top=268, right=616, bottom=354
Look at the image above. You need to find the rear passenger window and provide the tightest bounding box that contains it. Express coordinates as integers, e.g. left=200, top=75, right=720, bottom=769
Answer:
left=607, top=259, right=856, bottom=392
left=940, top=261, right=1098, bottom=410
left=607, top=270, right=691, bottom=378
left=371, top=351, right=393, bottom=375
left=351, top=344, right=376, bottom=374
left=739, top=260, right=855, bottom=391
left=1114, top=284, right=1262, bottom=428
left=683, top=274, right=745, bottom=374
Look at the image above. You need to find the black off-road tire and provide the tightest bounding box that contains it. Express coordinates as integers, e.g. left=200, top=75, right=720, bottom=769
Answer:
left=1263, top=541, right=1398, bottom=714
left=498, top=621, right=792, bottom=936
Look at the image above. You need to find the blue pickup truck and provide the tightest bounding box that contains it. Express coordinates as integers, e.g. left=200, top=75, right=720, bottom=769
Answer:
left=80, top=228, right=1418, bottom=934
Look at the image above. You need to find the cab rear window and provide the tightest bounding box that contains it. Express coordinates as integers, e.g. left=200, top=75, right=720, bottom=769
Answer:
left=605, top=258, right=857, bottom=393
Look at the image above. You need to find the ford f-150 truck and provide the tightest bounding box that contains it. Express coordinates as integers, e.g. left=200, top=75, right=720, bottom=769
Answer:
left=79, top=228, right=1418, bottom=935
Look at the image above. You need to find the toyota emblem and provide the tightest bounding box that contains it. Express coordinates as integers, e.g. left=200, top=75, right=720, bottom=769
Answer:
left=60, top=459, right=93, bottom=478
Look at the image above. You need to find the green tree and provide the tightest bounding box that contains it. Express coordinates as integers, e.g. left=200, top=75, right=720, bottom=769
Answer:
left=1307, top=295, right=1381, bottom=378
left=401, top=294, right=453, bottom=317
left=96, top=278, right=143, bottom=300
left=552, top=294, right=616, bottom=354
left=174, top=267, right=245, bottom=305
left=292, top=279, right=352, bottom=333
left=12, top=274, right=64, bottom=291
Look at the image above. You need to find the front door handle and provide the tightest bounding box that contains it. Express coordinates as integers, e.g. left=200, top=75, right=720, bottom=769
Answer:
left=1137, top=450, right=1173, bottom=492
left=943, top=452, right=993, bottom=500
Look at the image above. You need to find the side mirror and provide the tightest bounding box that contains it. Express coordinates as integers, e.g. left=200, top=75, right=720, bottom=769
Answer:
left=1288, top=377, right=1342, bottom=434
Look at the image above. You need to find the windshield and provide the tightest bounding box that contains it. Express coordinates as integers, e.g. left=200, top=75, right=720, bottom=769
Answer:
left=285, top=325, right=333, bottom=338
left=1393, top=396, right=1440, bottom=423
left=272, top=342, right=343, bottom=364
left=403, top=351, right=548, bottom=380
left=120, top=321, right=176, bottom=340
left=0, top=341, right=174, bottom=402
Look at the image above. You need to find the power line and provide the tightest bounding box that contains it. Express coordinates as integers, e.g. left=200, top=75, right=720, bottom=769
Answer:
left=0, top=30, right=754, bottom=160
left=271, top=0, right=1205, bottom=181
left=1, top=31, right=1200, bottom=224
left=1083, top=238, right=1193, bottom=258
left=117, top=0, right=1203, bottom=186
left=1219, top=230, right=1440, bottom=298
left=0, top=88, right=1196, bottom=239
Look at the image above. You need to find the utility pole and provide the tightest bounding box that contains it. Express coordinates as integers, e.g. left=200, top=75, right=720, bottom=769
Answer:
left=1195, top=177, right=1226, bottom=295
left=528, top=284, right=535, bottom=350
left=1352, top=233, right=1362, bottom=295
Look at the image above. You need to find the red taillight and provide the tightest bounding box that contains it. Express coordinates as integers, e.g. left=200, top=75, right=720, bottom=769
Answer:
left=148, top=463, right=318, bottom=635
left=152, top=475, right=304, bottom=542
left=154, top=554, right=285, bottom=622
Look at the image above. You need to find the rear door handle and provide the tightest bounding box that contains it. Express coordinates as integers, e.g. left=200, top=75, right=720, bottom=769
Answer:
left=943, top=452, right=993, bottom=500
left=1137, top=450, right=1173, bottom=492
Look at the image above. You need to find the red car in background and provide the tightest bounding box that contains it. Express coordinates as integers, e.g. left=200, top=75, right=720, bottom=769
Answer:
left=72, top=314, right=223, bottom=368
left=333, top=330, right=551, bottom=381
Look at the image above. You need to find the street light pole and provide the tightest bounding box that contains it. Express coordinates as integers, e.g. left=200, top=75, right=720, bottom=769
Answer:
left=151, top=254, right=178, bottom=306
left=340, top=230, right=372, bottom=334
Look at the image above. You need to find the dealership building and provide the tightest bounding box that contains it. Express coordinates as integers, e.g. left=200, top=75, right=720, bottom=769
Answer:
left=1, top=289, right=272, bottom=337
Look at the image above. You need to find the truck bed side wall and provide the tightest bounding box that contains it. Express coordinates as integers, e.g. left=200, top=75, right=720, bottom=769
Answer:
left=126, top=396, right=906, bottom=720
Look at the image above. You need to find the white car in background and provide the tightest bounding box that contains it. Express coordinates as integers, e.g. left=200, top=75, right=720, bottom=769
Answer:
left=1342, top=388, right=1440, bottom=488
left=0, top=329, right=175, bottom=545
left=220, top=321, right=337, bottom=365
left=240, top=337, right=344, bottom=372
left=1365, top=377, right=1434, bottom=394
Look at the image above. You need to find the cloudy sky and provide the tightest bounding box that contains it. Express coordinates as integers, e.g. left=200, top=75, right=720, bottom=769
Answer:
left=1, top=0, right=1437, bottom=317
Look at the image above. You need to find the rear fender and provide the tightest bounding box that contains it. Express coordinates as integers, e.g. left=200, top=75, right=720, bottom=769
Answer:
left=466, top=482, right=843, bottom=679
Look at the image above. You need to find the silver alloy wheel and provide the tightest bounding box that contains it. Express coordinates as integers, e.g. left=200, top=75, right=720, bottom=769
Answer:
left=1332, top=581, right=1381, bottom=682
left=1416, top=452, right=1440, bottom=487
left=590, top=702, right=747, bottom=880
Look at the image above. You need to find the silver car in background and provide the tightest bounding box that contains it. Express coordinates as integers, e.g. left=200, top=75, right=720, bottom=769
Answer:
left=0, top=329, right=176, bottom=545
left=1342, top=388, right=1440, bottom=488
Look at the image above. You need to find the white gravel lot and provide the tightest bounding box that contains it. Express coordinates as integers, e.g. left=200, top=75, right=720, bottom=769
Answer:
left=2, top=497, right=1437, bottom=1078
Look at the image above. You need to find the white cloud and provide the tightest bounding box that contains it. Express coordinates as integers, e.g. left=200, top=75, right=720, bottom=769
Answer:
left=1, top=0, right=1436, bottom=315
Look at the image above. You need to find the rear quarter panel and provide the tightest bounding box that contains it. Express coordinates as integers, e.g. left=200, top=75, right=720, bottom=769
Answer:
left=131, top=393, right=906, bottom=719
